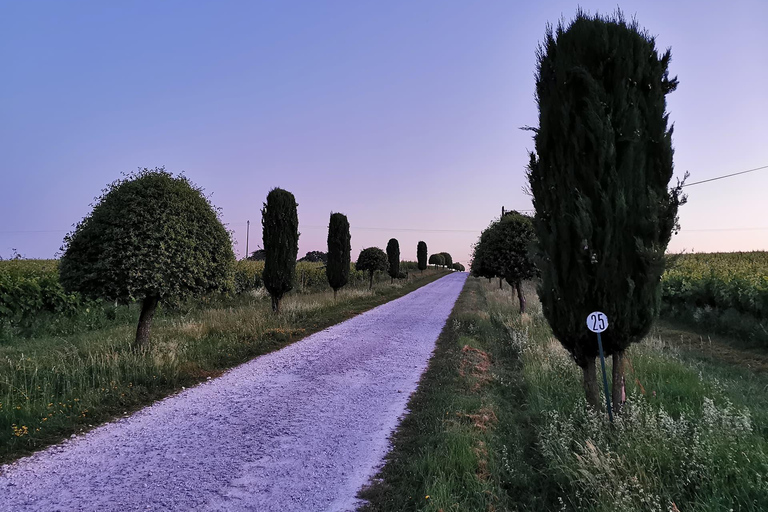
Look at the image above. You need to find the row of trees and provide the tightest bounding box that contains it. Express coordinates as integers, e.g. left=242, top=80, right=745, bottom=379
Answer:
left=58, top=175, right=456, bottom=348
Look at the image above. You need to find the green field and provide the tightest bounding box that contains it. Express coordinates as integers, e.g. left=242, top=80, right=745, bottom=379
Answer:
left=661, top=251, right=768, bottom=344
left=363, top=276, right=768, bottom=511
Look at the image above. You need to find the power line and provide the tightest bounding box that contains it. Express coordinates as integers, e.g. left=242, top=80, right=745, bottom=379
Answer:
left=683, top=164, right=768, bottom=187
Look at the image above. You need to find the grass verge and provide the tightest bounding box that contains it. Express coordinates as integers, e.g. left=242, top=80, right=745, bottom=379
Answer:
left=0, top=269, right=448, bottom=464
left=361, top=277, right=768, bottom=511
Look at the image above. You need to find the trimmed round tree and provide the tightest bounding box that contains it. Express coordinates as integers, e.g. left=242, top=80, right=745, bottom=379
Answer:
left=483, top=212, right=537, bottom=312
left=417, top=241, right=428, bottom=272
left=326, top=212, right=351, bottom=299
left=386, top=238, right=400, bottom=283
left=428, top=253, right=444, bottom=269
left=59, top=168, right=235, bottom=348
left=527, top=11, right=685, bottom=409
left=471, top=229, right=497, bottom=283
left=356, top=247, right=388, bottom=290
left=440, top=252, right=453, bottom=270
left=262, top=188, right=299, bottom=313
left=452, top=262, right=465, bottom=272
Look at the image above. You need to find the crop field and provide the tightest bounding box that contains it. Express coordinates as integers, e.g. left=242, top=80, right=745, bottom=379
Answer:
left=661, top=251, right=768, bottom=344
left=0, top=258, right=446, bottom=463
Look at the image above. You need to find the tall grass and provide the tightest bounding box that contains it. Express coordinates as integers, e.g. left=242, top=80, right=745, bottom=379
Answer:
left=363, top=277, right=768, bottom=511
left=0, top=269, right=447, bottom=464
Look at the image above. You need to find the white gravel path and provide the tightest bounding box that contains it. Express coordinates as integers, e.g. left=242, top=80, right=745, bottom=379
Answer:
left=0, top=273, right=467, bottom=512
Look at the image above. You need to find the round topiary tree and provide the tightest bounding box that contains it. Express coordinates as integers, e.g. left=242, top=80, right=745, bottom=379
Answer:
left=479, top=212, right=537, bottom=313
left=59, top=167, right=235, bottom=348
left=326, top=212, right=351, bottom=300
left=452, top=262, right=465, bottom=272
left=262, top=188, right=299, bottom=313
left=470, top=229, right=497, bottom=283
left=440, top=252, right=453, bottom=270
left=428, top=253, right=444, bottom=269
left=386, top=238, right=400, bottom=283
left=527, top=11, right=685, bottom=410
left=417, top=241, right=428, bottom=272
left=356, top=247, right=388, bottom=290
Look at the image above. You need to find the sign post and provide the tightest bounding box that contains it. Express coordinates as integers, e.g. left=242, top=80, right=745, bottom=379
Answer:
left=586, top=311, right=613, bottom=422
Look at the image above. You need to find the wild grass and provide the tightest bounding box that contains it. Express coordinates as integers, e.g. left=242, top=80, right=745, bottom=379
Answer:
left=0, top=269, right=448, bottom=464
left=363, top=277, right=768, bottom=511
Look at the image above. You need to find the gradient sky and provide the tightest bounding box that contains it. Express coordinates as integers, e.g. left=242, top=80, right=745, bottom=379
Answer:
left=2, top=0, right=767, bottom=265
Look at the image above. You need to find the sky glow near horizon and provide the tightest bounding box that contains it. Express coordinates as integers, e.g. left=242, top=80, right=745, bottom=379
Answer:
left=1, top=0, right=767, bottom=265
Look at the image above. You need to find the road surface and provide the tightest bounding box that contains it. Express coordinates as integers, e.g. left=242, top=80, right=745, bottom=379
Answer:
left=0, top=273, right=467, bottom=511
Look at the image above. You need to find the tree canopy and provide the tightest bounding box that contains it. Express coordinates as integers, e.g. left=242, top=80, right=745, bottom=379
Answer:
left=356, top=247, right=388, bottom=290
left=417, top=241, right=428, bottom=272
left=386, top=238, right=400, bottom=282
left=59, top=167, right=234, bottom=347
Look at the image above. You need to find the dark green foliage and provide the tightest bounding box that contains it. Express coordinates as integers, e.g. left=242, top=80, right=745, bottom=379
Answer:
left=356, top=247, right=388, bottom=290
left=261, top=188, right=300, bottom=312
left=470, top=230, right=497, bottom=280
left=452, top=263, right=465, bottom=272
left=299, top=251, right=328, bottom=263
left=326, top=213, right=351, bottom=296
left=59, top=168, right=235, bottom=346
left=439, top=252, right=453, bottom=269
left=0, top=261, right=82, bottom=324
left=233, top=261, right=263, bottom=293
left=247, top=249, right=266, bottom=261
left=428, top=254, right=444, bottom=268
left=527, top=11, right=685, bottom=404
left=417, top=241, right=428, bottom=272
left=387, top=238, right=400, bottom=281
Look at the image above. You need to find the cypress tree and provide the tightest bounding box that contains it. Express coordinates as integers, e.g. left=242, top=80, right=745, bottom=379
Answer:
left=262, top=188, right=299, bottom=313
left=417, top=241, right=428, bottom=272
left=527, top=11, right=685, bottom=410
left=326, top=212, right=351, bottom=300
left=386, top=238, right=400, bottom=283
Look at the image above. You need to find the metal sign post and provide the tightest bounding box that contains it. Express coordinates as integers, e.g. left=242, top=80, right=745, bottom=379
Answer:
left=586, top=311, right=613, bottom=422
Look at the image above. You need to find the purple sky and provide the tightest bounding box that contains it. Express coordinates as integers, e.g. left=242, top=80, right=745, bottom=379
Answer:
left=2, top=1, right=767, bottom=265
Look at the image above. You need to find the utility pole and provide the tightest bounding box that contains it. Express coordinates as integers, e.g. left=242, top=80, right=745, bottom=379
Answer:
left=245, top=220, right=250, bottom=260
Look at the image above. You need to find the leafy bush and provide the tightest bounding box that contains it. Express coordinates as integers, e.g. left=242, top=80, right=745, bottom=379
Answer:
left=233, top=260, right=264, bottom=293
left=661, top=252, right=768, bottom=343
left=0, top=260, right=82, bottom=324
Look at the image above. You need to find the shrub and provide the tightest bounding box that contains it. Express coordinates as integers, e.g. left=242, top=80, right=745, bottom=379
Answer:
left=261, top=188, right=299, bottom=313
left=59, top=168, right=234, bottom=347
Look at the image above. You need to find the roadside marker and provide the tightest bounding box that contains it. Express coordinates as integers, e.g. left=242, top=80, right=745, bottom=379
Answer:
left=586, top=311, right=613, bottom=422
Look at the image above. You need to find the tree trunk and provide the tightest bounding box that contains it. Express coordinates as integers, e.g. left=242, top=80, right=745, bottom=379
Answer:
left=499, top=277, right=503, bottom=289
left=271, top=295, right=280, bottom=313
left=487, top=277, right=491, bottom=283
left=134, top=295, right=159, bottom=349
left=333, top=288, right=338, bottom=301
left=612, top=351, right=625, bottom=412
left=582, top=358, right=600, bottom=410
left=515, top=280, right=526, bottom=314
left=369, top=272, right=374, bottom=290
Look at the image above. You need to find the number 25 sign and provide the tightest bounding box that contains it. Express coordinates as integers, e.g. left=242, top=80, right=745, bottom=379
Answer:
left=586, top=311, right=608, bottom=333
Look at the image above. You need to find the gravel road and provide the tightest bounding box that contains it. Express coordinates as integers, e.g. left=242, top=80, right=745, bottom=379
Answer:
left=0, top=272, right=467, bottom=512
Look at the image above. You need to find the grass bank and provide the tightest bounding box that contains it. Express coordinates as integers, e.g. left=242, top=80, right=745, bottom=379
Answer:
left=362, top=277, right=768, bottom=511
left=0, top=269, right=448, bottom=464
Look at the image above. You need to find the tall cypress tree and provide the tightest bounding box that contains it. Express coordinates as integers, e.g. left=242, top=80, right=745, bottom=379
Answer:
left=262, top=188, right=299, bottom=313
left=417, top=241, right=428, bottom=272
left=386, top=238, right=400, bottom=283
left=527, top=11, right=685, bottom=410
left=326, top=212, right=351, bottom=300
